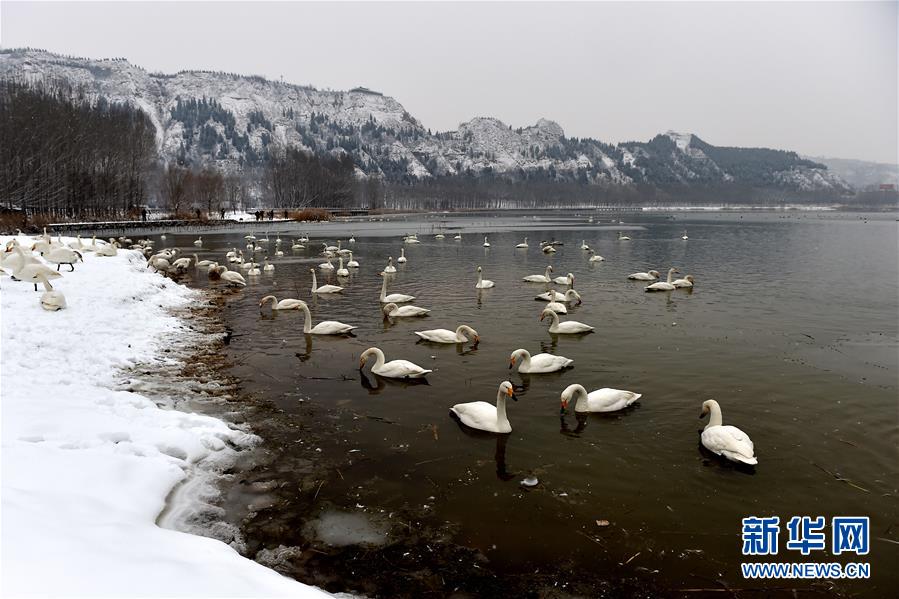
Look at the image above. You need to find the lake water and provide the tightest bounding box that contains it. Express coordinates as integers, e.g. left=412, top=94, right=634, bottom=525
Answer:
left=167, top=211, right=898, bottom=596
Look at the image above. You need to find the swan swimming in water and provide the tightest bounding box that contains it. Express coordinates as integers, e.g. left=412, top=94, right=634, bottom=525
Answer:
left=483, top=236, right=490, bottom=247
left=414, top=324, right=479, bottom=344
left=587, top=249, right=604, bottom=262
left=379, top=272, right=415, bottom=303
left=546, top=289, right=581, bottom=314
left=540, top=308, right=594, bottom=334
left=397, top=248, right=407, bottom=264
left=296, top=300, right=356, bottom=335
left=618, top=231, right=631, bottom=241
left=523, top=265, right=553, bottom=283
left=310, top=269, right=344, bottom=294
left=560, top=383, right=642, bottom=413
left=382, top=302, right=430, bottom=317
left=516, top=237, right=529, bottom=248
left=700, top=399, right=757, bottom=465
left=552, top=272, right=575, bottom=286
left=382, top=257, right=397, bottom=274
left=346, top=252, right=359, bottom=268
left=509, top=348, right=573, bottom=373
left=645, top=268, right=679, bottom=292
left=475, top=266, right=494, bottom=289
left=628, top=269, right=660, bottom=281
left=673, top=275, right=694, bottom=288
left=450, top=381, right=517, bottom=433
left=336, top=256, right=349, bottom=277
left=359, top=347, right=431, bottom=379
left=259, top=295, right=305, bottom=310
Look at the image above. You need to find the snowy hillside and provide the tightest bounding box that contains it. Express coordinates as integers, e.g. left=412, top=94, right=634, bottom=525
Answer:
left=0, top=49, right=852, bottom=192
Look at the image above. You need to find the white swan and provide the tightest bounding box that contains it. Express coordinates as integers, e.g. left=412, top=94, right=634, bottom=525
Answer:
left=14, top=262, right=63, bottom=291
left=263, top=258, right=275, bottom=272
left=645, top=268, right=679, bottom=292
left=552, top=272, right=575, bottom=286
left=475, top=266, right=494, bottom=289
left=700, top=400, right=757, bottom=465
left=379, top=273, right=414, bottom=303
left=310, top=269, right=343, bottom=294
left=682, top=231, right=689, bottom=240
left=546, top=289, right=581, bottom=314
left=336, top=257, right=349, bottom=277
left=291, top=240, right=305, bottom=250
left=453, top=233, right=462, bottom=241
left=297, top=300, right=356, bottom=335
left=618, top=231, right=631, bottom=241
left=95, top=242, right=118, bottom=257
left=516, top=237, right=529, bottom=249
left=588, top=249, right=604, bottom=262
left=349, top=236, right=355, bottom=243
left=40, top=290, right=67, bottom=311
left=483, top=236, right=490, bottom=247
left=259, top=295, right=304, bottom=310
left=580, top=240, right=590, bottom=250
left=346, top=252, right=359, bottom=268
left=541, top=244, right=557, bottom=254
left=319, top=256, right=335, bottom=271
left=414, top=324, right=479, bottom=344
left=628, top=269, right=660, bottom=281
left=450, top=381, right=517, bottom=434
left=435, top=233, right=445, bottom=239
left=536, top=286, right=566, bottom=301
left=560, top=383, right=642, bottom=413
left=397, top=248, right=407, bottom=263
left=540, top=308, right=594, bottom=334
left=509, top=349, right=573, bottom=373
left=220, top=268, right=246, bottom=287
left=382, top=257, right=397, bottom=274
left=382, top=302, right=430, bottom=317
left=194, top=253, right=215, bottom=267
left=673, top=275, right=694, bottom=288
left=193, top=236, right=203, bottom=246
left=523, top=265, right=553, bottom=283
left=44, top=247, right=83, bottom=272
left=247, top=263, right=261, bottom=276
left=359, top=347, right=431, bottom=379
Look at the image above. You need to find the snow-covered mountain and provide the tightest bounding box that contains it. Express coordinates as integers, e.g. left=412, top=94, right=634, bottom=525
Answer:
left=0, top=49, right=852, bottom=192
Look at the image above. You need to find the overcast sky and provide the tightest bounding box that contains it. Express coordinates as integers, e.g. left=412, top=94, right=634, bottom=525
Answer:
left=2, top=1, right=896, bottom=163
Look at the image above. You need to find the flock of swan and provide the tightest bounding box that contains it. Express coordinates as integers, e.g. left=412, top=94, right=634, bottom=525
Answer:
left=230, top=230, right=750, bottom=465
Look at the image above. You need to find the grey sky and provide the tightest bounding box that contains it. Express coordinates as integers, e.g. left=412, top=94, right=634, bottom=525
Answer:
left=2, top=1, right=896, bottom=163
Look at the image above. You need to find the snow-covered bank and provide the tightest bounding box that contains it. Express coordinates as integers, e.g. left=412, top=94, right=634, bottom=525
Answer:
left=1, top=236, right=330, bottom=597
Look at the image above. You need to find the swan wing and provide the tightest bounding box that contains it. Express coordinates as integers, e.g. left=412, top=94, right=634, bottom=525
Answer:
left=545, top=301, right=567, bottom=314
left=384, top=293, right=415, bottom=303
left=377, top=360, right=432, bottom=379
left=585, top=388, right=641, bottom=412
left=311, top=321, right=356, bottom=335
left=558, top=322, right=594, bottom=333
left=528, top=353, right=573, bottom=372
left=415, top=329, right=455, bottom=343
left=315, top=285, right=344, bottom=293
left=702, top=425, right=757, bottom=464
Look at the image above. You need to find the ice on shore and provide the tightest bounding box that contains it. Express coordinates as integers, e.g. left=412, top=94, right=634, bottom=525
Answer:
left=1, top=235, right=331, bottom=597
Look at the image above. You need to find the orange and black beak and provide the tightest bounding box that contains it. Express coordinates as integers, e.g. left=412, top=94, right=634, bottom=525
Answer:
left=508, top=358, right=515, bottom=369
left=560, top=399, right=568, bottom=414
left=507, top=386, right=518, bottom=402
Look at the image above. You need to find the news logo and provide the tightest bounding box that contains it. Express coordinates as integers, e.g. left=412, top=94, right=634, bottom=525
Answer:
left=740, top=516, right=870, bottom=579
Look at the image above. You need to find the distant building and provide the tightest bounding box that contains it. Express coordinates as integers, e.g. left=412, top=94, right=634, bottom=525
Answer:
left=879, top=184, right=896, bottom=191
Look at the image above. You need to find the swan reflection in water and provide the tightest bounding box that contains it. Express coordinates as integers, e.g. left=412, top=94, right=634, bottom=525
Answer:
left=559, top=412, right=589, bottom=437
left=360, top=369, right=430, bottom=395
left=450, top=417, right=516, bottom=481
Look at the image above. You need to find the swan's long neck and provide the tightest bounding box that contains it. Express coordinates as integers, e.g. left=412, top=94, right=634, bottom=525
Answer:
left=707, top=402, right=723, bottom=428
left=339, top=257, right=344, bottom=268
left=546, top=311, right=560, bottom=327
left=401, top=248, right=405, bottom=257
left=311, top=271, right=317, bottom=292
left=477, top=270, right=483, bottom=285
left=301, top=304, right=313, bottom=334
left=574, top=385, right=589, bottom=412
left=455, top=326, right=468, bottom=341
left=380, top=276, right=388, bottom=300
left=519, top=351, right=531, bottom=370
left=544, top=266, right=552, bottom=278
left=495, top=392, right=510, bottom=430
left=371, top=348, right=386, bottom=369
left=667, top=269, right=676, bottom=283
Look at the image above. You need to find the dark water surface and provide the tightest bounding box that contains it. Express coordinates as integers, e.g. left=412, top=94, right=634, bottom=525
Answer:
left=169, top=211, right=897, bottom=596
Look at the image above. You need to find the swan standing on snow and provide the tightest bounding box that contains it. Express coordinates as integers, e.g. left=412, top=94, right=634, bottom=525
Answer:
left=509, top=349, right=573, bottom=373
left=546, top=289, right=581, bottom=314
left=397, top=248, right=408, bottom=264
left=450, top=381, right=517, bottom=434
left=673, top=275, right=694, bottom=288
left=297, top=300, right=356, bottom=335
left=15, top=263, right=62, bottom=291
left=259, top=295, right=304, bottom=310
left=382, top=302, right=430, bottom=317
left=475, top=266, right=494, bottom=289
left=560, top=383, right=642, bottom=413
left=336, top=257, right=349, bottom=277
left=645, top=268, right=680, bottom=292
left=483, top=236, right=490, bottom=247
left=540, top=308, right=594, bottom=334
left=44, top=247, right=83, bottom=272
left=359, top=347, right=432, bottom=379
left=700, top=400, right=758, bottom=465
left=414, top=324, right=479, bottom=344
left=628, top=269, right=660, bottom=281
left=310, top=269, right=343, bottom=294
left=40, top=290, right=67, bottom=311
left=379, top=273, right=414, bottom=303
left=523, top=265, right=553, bottom=283
left=516, top=237, right=528, bottom=248
left=382, top=257, right=397, bottom=274
left=346, top=252, right=359, bottom=268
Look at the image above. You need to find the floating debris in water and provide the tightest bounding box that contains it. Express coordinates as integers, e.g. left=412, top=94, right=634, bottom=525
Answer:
left=520, top=476, right=539, bottom=487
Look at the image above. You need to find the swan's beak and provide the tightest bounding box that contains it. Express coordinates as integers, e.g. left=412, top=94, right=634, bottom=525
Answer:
left=560, top=399, right=568, bottom=414
left=473, top=335, right=480, bottom=343
left=539, top=313, right=545, bottom=321
left=359, top=358, right=365, bottom=369
left=507, top=387, right=518, bottom=402
left=508, top=358, right=514, bottom=369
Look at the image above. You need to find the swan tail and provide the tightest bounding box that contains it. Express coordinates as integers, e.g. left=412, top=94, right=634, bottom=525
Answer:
left=725, top=451, right=758, bottom=465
